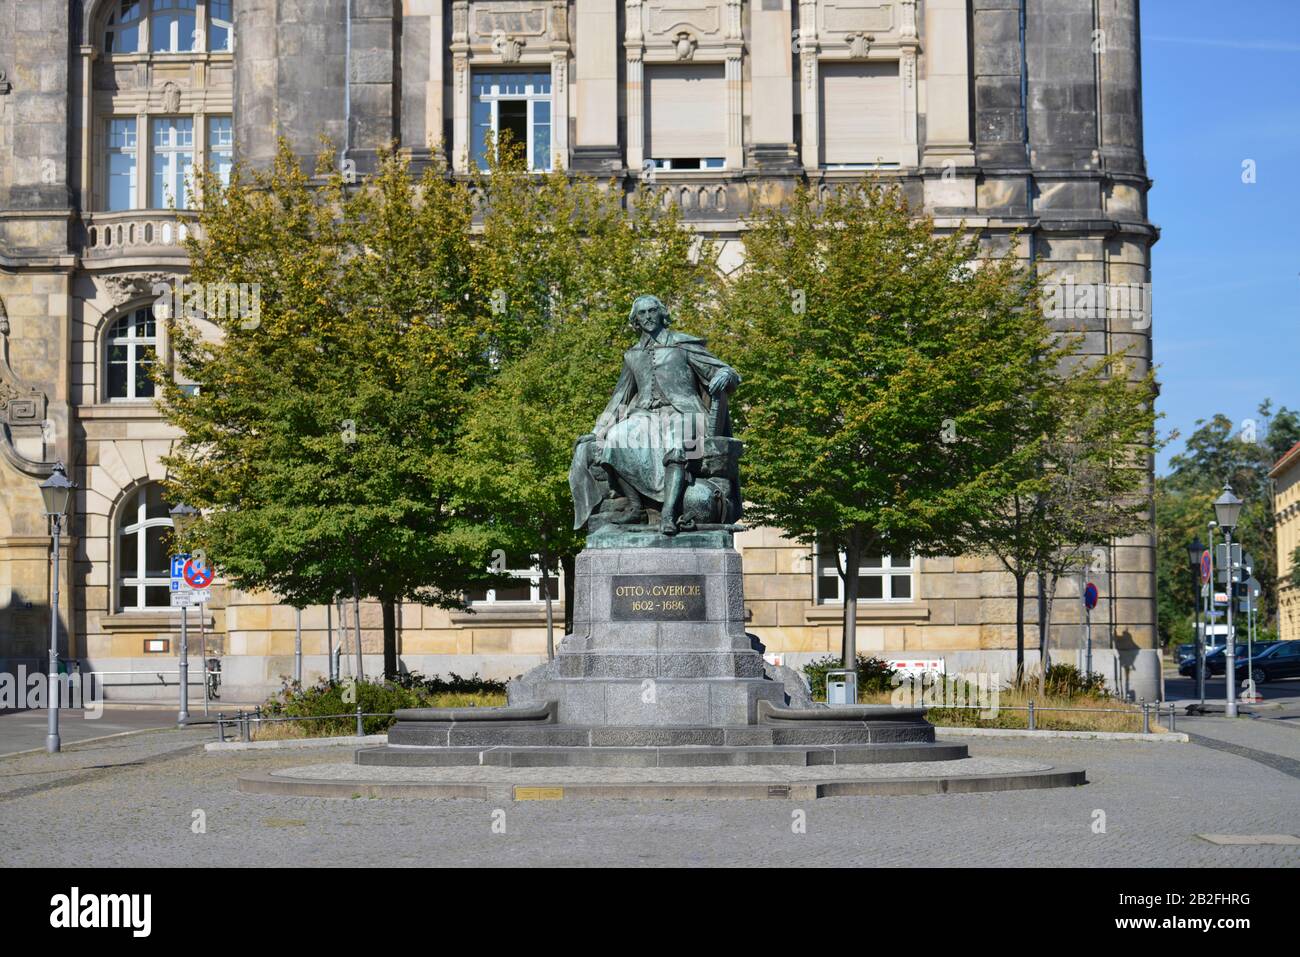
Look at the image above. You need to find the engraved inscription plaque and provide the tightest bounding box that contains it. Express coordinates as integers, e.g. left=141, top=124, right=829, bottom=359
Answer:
left=610, top=574, right=707, bottom=621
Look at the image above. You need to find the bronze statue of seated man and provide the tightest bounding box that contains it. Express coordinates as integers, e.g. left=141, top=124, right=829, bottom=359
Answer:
left=570, top=294, right=742, bottom=536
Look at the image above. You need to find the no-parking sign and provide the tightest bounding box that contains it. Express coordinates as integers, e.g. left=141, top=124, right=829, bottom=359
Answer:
left=170, top=554, right=213, bottom=606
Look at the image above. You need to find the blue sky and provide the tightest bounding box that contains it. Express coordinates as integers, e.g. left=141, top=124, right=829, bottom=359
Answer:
left=1142, top=0, right=1300, bottom=473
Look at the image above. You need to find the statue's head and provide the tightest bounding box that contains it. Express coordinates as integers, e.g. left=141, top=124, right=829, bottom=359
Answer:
left=628, top=295, right=670, bottom=336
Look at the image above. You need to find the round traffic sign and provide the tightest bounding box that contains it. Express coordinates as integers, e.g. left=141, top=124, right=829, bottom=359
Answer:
left=183, top=559, right=214, bottom=589
left=1083, top=582, right=1099, bottom=610
left=1199, top=549, right=1212, bottom=584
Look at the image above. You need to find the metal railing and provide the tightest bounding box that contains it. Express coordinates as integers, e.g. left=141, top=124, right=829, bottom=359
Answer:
left=916, top=700, right=1176, bottom=734
left=202, top=706, right=391, bottom=742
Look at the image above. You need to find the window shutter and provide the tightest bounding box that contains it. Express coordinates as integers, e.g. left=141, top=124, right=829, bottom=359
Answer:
left=819, top=61, right=902, bottom=166
left=646, top=64, right=726, bottom=159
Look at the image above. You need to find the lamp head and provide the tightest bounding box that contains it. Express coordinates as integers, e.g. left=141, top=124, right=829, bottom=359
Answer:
left=1213, top=484, right=1243, bottom=531
left=39, top=461, right=75, bottom=519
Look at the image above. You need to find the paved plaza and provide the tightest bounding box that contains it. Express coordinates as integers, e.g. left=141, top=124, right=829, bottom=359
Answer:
left=0, top=712, right=1296, bottom=867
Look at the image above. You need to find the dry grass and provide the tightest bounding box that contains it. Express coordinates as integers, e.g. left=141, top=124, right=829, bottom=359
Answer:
left=860, top=685, right=1167, bottom=733
left=249, top=691, right=508, bottom=740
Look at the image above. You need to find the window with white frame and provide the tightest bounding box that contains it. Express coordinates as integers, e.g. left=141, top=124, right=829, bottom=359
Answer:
left=106, top=308, right=158, bottom=401
left=117, top=484, right=174, bottom=610
left=207, top=116, right=233, bottom=185
left=102, top=1, right=232, bottom=55
left=106, top=118, right=138, bottom=212
left=466, top=554, right=561, bottom=604
left=105, top=0, right=143, bottom=54
left=150, top=0, right=197, bottom=52
left=208, top=0, right=233, bottom=52
left=471, top=72, right=553, bottom=172
left=151, top=117, right=195, bottom=209
left=815, top=545, right=914, bottom=603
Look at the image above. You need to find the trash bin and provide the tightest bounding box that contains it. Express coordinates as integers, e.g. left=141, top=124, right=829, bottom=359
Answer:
left=826, top=668, right=857, bottom=706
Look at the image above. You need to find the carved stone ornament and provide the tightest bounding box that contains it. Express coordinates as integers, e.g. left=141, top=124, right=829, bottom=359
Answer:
left=846, top=32, right=874, bottom=59
left=160, top=81, right=181, bottom=113
left=104, top=272, right=177, bottom=308
left=492, top=32, right=525, bottom=62
left=674, top=31, right=697, bottom=61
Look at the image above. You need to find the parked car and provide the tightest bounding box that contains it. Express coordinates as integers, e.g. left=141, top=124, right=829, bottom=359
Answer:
left=1234, top=640, right=1300, bottom=684
left=1178, top=644, right=1255, bottom=678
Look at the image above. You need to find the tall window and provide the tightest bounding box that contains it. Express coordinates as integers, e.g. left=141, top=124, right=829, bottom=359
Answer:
left=106, top=308, right=157, bottom=400
left=819, top=62, right=903, bottom=168
left=117, top=484, right=173, bottom=610
left=208, top=0, right=233, bottom=51
left=646, top=64, right=726, bottom=170
left=816, top=547, right=914, bottom=603
left=471, top=72, right=552, bottom=172
left=467, top=554, right=560, bottom=604
left=151, top=117, right=194, bottom=209
left=150, top=0, right=197, bottom=52
left=106, top=118, right=138, bottom=211
left=105, top=0, right=142, bottom=53
left=207, top=116, right=233, bottom=185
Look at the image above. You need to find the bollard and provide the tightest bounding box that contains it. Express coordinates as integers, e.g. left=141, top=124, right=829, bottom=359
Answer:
left=1169, top=703, right=1176, bottom=733
left=217, top=713, right=226, bottom=743
left=356, top=705, right=364, bottom=737
left=240, top=710, right=250, bottom=743
left=1027, top=700, right=1036, bottom=731
left=1142, top=702, right=1151, bottom=735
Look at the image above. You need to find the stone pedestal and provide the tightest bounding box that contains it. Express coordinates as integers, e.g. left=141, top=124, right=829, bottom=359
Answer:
left=508, top=531, right=787, bottom=726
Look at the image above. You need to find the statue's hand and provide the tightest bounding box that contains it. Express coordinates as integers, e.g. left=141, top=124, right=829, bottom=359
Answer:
left=576, top=432, right=598, bottom=447
left=708, top=369, right=739, bottom=396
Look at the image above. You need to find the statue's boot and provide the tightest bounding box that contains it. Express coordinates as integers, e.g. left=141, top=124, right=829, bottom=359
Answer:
left=608, top=472, right=646, bottom=524
left=660, top=464, right=687, bottom=536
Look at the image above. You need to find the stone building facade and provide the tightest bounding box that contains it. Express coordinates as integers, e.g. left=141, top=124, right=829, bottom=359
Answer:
left=1272, top=442, right=1300, bottom=644
left=0, top=0, right=1160, bottom=703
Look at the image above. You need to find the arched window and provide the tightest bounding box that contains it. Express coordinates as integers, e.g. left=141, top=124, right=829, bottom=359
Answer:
left=101, top=1, right=234, bottom=56
left=106, top=308, right=158, bottom=401
left=117, top=484, right=173, bottom=610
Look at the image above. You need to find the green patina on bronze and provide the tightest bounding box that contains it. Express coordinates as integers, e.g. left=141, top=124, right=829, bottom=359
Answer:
left=569, top=295, right=744, bottom=539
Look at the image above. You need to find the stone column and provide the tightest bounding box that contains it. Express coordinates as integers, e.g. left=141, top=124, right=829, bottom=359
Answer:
left=451, top=0, right=471, bottom=171
left=746, top=0, right=797, bottom=169
left=796, top=0, right=819, bottom=170
left=920, top=0, right=972, bottom=167
left=625, top=0, right=645, bottom=172
left=572, top=0, right=622, bottom=172
left=550, top=0, right=571, bottom=169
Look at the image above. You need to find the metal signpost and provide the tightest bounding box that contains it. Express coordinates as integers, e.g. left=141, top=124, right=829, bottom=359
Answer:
left=1198, top=548, right=1211, bottom=705
left=171, top=554, right=213, bottom=724
left=1083, top=581, right=1099, bottom=676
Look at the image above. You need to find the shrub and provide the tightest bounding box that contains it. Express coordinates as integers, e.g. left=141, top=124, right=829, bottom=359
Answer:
left=1041, top=663, right=1108, bottom=698
left=263, top=677, right=426, bottom=735
left=803, top=654, right=899, bottom=700
left=393, top=670, right=508, bottom=696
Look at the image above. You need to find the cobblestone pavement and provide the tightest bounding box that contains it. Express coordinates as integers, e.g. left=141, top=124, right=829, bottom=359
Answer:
left=1, top=725, right=1297, bottom=867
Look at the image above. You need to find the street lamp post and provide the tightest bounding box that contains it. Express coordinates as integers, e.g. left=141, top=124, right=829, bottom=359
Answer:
left=1186, top=536, right=1205, bottom=706
left=1213, top=485, right=1244, bottom=718
left=39, top=463, right=76, bottom=754
left=169, top=502, right=200, bottom=725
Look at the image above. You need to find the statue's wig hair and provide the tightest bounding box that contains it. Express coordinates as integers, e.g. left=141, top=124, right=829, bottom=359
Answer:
left=627, top=294, right=671, bottom=331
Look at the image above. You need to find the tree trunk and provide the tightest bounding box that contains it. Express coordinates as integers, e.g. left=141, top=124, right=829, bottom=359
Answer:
left=1014, top=571, right=1026, bottom=686
left=1036, top=569, right=1048, bottom=695
left=351, top=575, right=364, bottom=683
left=842, top=529, right=862, bottom=674
left=562, top=552, right=576, bottom=636
left=381, top=597, right=398, bottom=679
left=539, top=542, right=555, bottom=661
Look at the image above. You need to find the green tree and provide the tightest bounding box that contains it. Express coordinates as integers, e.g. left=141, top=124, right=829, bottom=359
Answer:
left=159, top=143, right=496, bottom=679
left=1154, top=402, right=1300, bottom=644
left=715, top=183, right=1059, bottom=666
left=965, top=344, right=1159, bottom=683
